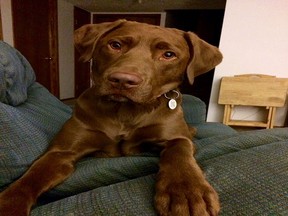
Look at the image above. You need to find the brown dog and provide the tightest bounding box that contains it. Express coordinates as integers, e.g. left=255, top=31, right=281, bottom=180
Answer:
left=0, top=20, right=222, bottom=216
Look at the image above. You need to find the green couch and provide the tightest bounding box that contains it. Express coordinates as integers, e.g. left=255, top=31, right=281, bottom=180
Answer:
left=1, top=41, right=287, bottom=215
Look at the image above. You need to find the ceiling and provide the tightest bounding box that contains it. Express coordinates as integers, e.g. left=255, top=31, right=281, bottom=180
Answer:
left=64, top=0, right=226, bottom=12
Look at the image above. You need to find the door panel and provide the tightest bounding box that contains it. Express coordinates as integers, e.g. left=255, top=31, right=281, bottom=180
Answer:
left=93, top=14, right=161, bottom=25
left=12, top=0, right=59, bottom=97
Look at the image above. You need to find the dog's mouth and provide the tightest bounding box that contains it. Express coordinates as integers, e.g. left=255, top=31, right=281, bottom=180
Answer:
left=105, top=94, right=131, bottom=103
left=100, top=82, right=155, bottom=104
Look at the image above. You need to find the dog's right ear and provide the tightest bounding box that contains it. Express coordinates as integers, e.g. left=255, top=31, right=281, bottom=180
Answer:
left=74, top=19, right=126, bottom=62
left=185, top=32, right=223, bottom=84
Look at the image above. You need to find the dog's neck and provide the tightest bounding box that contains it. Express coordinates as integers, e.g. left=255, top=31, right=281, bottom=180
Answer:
left=101, top=89, right=181, bottom=111
left=162, top=90, right=180, bottom=110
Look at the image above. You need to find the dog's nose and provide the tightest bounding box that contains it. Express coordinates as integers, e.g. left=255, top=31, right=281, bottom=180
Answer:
left=108, top=72, right=143, bottom=89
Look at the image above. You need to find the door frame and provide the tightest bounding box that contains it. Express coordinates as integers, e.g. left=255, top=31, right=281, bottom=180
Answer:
left=47, top=0, right=59, bottom=97
left=0, top=3, right=3, bottom=40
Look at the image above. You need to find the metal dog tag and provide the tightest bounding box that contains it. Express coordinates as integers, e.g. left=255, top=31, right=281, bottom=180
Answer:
left=168, top=99, right=177, bottom=110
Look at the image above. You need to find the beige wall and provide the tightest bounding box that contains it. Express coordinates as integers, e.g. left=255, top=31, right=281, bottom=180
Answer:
left=58, top=0, right=75, bottom=99
left=0, top=0, right=13, bottom=46
left=207, top=0, right=288, bottom=126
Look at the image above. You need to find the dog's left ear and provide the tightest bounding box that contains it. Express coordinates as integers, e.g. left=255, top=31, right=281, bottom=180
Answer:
left=185, top=32, right=223, bottom=84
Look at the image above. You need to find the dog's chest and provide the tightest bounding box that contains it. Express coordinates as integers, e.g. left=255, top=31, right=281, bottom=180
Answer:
left=106, top=119, right=140, bottom=142
left=113, top=123, right=132, bottom=141
left=105, top=112, right=158, bottom=140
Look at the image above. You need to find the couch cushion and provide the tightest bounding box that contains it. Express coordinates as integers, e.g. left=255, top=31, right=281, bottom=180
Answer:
left=182, top=94, right=206, bottom=124
left=30, top=128, right=288, bottom=216
left=0, top=83, right=72, bottom=189
left=193, top=122, right=237, bottom=139
left=0, top=41, right=36, bottom=106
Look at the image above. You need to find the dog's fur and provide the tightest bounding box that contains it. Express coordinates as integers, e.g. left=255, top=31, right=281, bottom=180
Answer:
left=0, top=20, right=222, bottom=216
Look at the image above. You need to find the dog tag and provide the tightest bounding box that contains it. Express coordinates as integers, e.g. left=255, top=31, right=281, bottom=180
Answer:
left=168, top=99, right=177, bottom=110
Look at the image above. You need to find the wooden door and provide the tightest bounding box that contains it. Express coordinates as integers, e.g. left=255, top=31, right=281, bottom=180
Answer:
left=74, top=7, right=91, bottom=98
left=12, top=0, right=59, bottom=97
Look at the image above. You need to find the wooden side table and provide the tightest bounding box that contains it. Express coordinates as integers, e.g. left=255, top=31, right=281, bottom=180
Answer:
left=218, top=74, right=288, bottom=129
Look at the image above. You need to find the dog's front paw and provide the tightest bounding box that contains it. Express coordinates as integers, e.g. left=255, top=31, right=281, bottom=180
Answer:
left=155, top=173, right=220, bottom=216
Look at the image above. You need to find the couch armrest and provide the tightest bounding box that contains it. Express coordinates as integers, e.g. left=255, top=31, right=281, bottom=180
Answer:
left=182, top=94, right=206, bottom=125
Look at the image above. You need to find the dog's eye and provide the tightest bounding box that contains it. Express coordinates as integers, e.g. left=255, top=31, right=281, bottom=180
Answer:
left=163, top=51, right=176, bottom=59
left=109, top=41, right=122, bottom=50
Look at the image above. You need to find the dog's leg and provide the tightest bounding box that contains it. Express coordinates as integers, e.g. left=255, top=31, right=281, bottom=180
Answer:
left=0, top=119, right=111, bottom=216
left=155, top=138, right=220, bottom=216
left=0, top=150, right=78, bottom=216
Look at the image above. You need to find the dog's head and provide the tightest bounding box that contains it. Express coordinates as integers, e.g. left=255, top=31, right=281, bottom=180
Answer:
left=75, top=20, right=222, bottom=104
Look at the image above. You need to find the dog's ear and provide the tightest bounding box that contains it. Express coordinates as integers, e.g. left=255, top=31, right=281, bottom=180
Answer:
left=74, top=19, right=126, bottom=62
left=185, top=32, right=223, bottom=84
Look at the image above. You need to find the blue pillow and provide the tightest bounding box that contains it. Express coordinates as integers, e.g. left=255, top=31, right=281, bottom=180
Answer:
left=0, top=41, right=36, bottom=106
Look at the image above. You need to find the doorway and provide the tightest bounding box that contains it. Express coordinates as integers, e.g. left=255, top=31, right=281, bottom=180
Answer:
left=166, top=10, right=225, bottom=111
left=11, top=0, right=59, bottom=97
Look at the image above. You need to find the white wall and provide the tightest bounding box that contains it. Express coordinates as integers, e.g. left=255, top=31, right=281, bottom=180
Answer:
left=207, top=0, right=288, bottom=126
left=58, top=0, right=75, bottom=99
left=0, top=0, right=13, bottom=46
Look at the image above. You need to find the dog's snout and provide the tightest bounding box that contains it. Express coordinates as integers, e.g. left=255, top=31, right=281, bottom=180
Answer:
left=108, top=72, right=143, bottom=89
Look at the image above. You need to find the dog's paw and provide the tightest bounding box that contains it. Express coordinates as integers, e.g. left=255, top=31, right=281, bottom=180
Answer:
left=155, top=173, right=220, bottom=216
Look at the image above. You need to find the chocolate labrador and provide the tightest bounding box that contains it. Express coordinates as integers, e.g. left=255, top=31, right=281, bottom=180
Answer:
left=0, top=20, right=222, bottom=216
